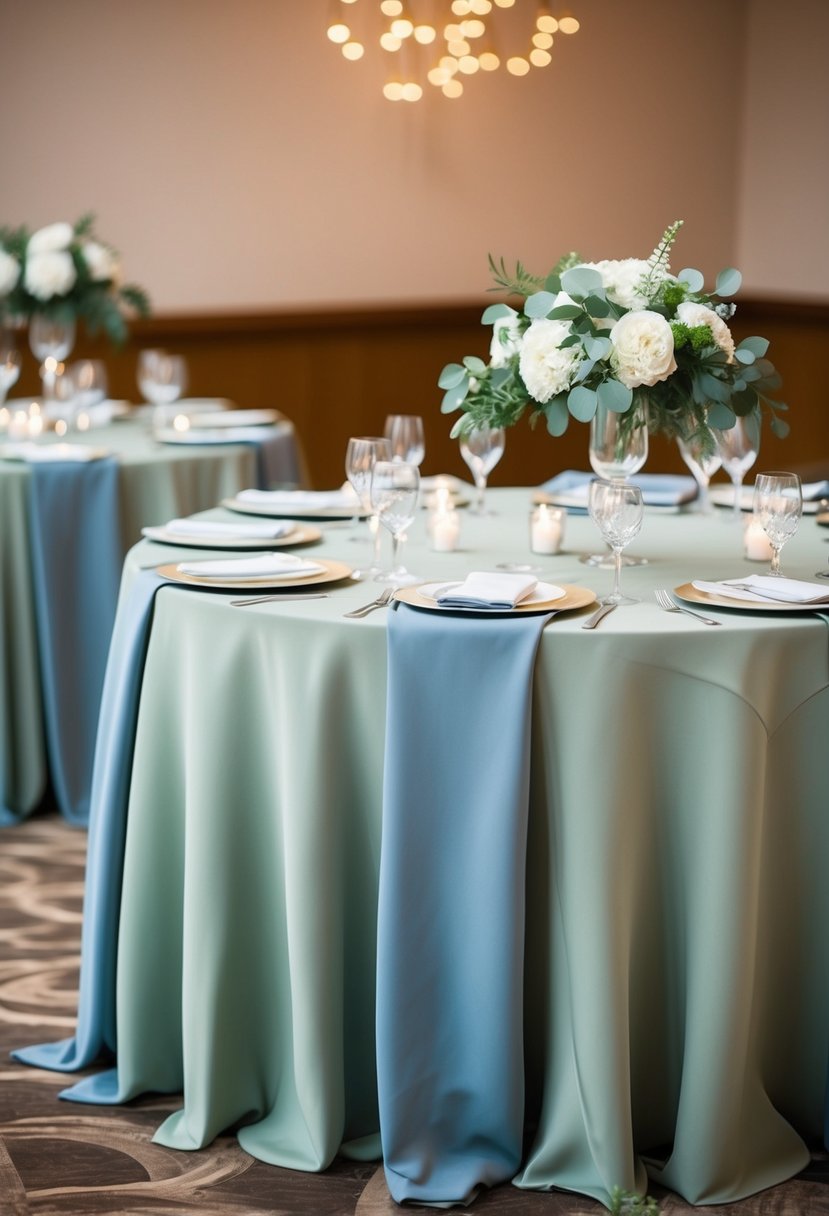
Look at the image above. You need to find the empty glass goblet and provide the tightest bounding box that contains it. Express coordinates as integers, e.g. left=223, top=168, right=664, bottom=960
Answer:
left=371, top=459, right=420, bottom=586
left=29, top=314, right=76, bottom=402
left=588, top=478, right=645, bottom=605
left=69, top=359, right=108, bottom=428
left=585, top=402, right=648, bottom=566
left=384, top=414, right=425, bottom=466
left=714, top=415, right=760, bottom=519
left=752, top=471, right=802, bottom=576
left=460, top=425, right=505, bottom=514
left=345, top=435, right=393, bottom=579
left=677, top=428, right=722, bottom=514
left=137, top=349, right=187, bottom=430
left=0, top=331, right=22, bottom=409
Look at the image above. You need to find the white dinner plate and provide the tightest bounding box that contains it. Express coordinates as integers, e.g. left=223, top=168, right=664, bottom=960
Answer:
left=187, top=409, right=282, bottom=429
left=222, top=495, right=369, bottom=521
left=709, top=484, right=822, bottom=514
left=394, top=581, right=595, bottom=615
left=157, top=557, right=353, bottom=591
left=142, top=523, right=321, bottom=550
left=675, top=581, right=829, bottom=612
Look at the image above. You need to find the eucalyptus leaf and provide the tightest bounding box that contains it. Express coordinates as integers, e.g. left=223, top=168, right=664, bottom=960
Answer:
left=560, top=266, right=604, bottom=298
left=734, top=348, right=756, bottom=365
left=547, top=304, right=582, bottom=320
left=597, top=378, right=633, bottom=413
left=441, top=381, right=469, bottom=413
left=545, top=396, right=570, bottom=436
left=567, top=385, right=598, bottom=422
left=739, top=365, right=762, bottom=383
left=706, top=402, right=736, bottom=430
left=544, top=273, right=562, bottom=293
left=449, top=415, right=467, bottom=439
left=481, top=303, right=516, bottom=325
left=730, top=387, right=758, bottom=414
left=698, top=371, right=731, bottom=404
left=560, top=334, right=582, bottom=348
left=438, top=363, right=467, bottom=390
left=490, top=367, right=511, bottom=388
left=584, top=335, right=611, bottom=361
left=678, top=267, right=705, bottom=293
left=715, top=267, right=742, bottom=297
left=736, top=335, right=769, bottom=357
left=525, top=291, right=558, bottom=319
left=584, top=293, right=610, bottom=318
left=770, top=415, right=790, bottom=438
left=573, top=358, right=596, bottom=384
left=463, top=355, right=487, bottom=375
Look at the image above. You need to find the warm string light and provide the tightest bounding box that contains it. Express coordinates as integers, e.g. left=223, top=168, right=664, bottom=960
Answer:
left=326, top=1, right=579, bottom=101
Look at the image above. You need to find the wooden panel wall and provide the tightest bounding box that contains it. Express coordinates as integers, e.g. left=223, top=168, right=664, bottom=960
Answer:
left=13, top=298, right=829, bottom=490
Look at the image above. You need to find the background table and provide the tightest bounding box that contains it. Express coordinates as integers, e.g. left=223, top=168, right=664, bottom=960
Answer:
left=0, top=416, right=303, bottom=823
left=55, top=490, right=829, bottom=1205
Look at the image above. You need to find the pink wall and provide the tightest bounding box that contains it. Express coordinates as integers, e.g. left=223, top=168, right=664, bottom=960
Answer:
left=1, top=0, right=825, bottom=311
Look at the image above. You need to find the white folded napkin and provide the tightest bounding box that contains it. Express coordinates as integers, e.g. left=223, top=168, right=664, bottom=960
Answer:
left=435, top=571, right=538, bottom=609
left=692, top=575, right=829, bottom=604
left=177, top=553, right=324, bottom=580
left=1, top=442, right=106, bottom=463
left=236, top=487, right=359, bottom=509
left=165, top=517, right=294, bottom=539
left=157, top=426, right=281, bottom=445
left=188, top=409, right=280, bottom=429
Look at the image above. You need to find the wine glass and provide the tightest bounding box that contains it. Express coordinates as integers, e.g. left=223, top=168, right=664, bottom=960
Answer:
left=384, top=414, right=425, bottom=466
left=29, top=314, right=76, bottom=402
left=752, top=471, right=802, bottom=577
left=714, top=415, right=760, bottom=520
left=586, top=403, right=648, bottom=566
left=677, top=429, right=722, bottom=514
left=0, top=332, right=22, bottom=416
left=137, top=349, right=187, bottom=430
left=459, top=425, right=505, bottom=514
left=588, top=478, right=644, bottom=605
left=69, top=359, right=108, bottom=428
left=345, top=436, right=393, bottom=579
left=370, top=460, right=420, bottom=586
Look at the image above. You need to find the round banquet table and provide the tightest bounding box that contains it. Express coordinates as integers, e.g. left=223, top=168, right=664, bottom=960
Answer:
left=46, top=488, right=829, bottom=1207
left=0, top=416, right=302, bottom=823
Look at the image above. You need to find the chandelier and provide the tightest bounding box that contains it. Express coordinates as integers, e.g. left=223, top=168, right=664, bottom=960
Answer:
left=326, top=1, right=580, bottom=101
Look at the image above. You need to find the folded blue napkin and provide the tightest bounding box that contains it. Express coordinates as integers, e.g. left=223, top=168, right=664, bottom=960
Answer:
left=540, top=469, right=698, bottom=512
left=377, top=603, right=549, bottom=1205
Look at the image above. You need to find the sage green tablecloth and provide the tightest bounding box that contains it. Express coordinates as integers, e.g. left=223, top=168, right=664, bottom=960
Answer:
left=95, top=491, right=829, bottom=1205
left=0, top=419, right=287, bottom=822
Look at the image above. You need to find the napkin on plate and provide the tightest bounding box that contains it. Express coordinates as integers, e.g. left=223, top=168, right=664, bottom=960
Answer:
left=692, top=575, right=829, bottom=604
left=176, top=553, right=324, bottom=580
left=435, top=571, right=538, bottom=609
left=165, top=517, right=295, bottom=539
left=236, top=487, right=359, bottom=510
left=157, top=426, right=280, bottom=445
left=540, top=470, right=697, bottom=509
left=1, top=442, right=106, bottom=463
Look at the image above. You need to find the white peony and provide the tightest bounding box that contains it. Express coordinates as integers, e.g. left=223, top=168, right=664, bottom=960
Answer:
left=675, top=300, right=735, bottom=362
left=0, top=248, right=20, bottom=295
left=518, top=318, right=581, bottom=403
left=24, top=250, right=77, bottom=300
left=27, top=222, right=74, bottom=256
left=489, top=312, right=523, bottom=368
left=579, top=258, right=652, bottom=310
left=82, top=240, right=120, bottom=283
left=610, top=309, right=677, bottom=389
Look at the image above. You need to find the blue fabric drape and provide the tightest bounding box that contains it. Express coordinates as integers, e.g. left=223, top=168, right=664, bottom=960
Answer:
left=24, top=460, right=122, bottom=824
left=376, top=603, right=549, bottom=1205
left=13, top=569, right=168, bottom=1076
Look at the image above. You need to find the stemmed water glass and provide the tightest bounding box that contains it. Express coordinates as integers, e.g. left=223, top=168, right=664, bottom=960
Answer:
left=137, top=349, right=188, bottom=430
left=384, top=414, right=425, bottom=466
left=29, top=314, right=76, bottom=402
left=69, top=359, right=108, bottom=428
left=586, top=403, right=648, bottom=566
left=752, top=471, right=802, bottom=576
left=677, top=428, right=722, bottom=514
left=370, top=460, right=420, bottom=586
left=459, top=425, right=505, bottom=514
left=714, top=415, right=760, bottom=519
left=345, top=435, right=392, bottom=579
left=0, top=331, right=22, bottom=413
left=588, top=478, right=644, bottom=605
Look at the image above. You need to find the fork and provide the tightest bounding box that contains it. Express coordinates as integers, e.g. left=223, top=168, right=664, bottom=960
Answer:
left=343, top=587, right=394, bottom=618
left=654, top=588, right=721, bottom=626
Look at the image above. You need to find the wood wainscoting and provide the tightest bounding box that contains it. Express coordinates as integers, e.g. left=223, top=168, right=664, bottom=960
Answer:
left=13, top=297, right=829, bottom=490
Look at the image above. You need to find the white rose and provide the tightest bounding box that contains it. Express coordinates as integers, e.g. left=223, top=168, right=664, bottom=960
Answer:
left=0, top=248, right=20, bottom=295
left=579, top=258, right=652, bottom=310
left=28, top=222, right=74, bottom=256
left=82, top=239, right=120, bottom=283
left=675, top=300, right=735, bottom=362
left=518, top=318, right=581, bottom=404
left=610, top=309, right=677, bottom=389
left=489, top=312, right=523, bottom=368
left=24, top=250, right=77, bottom=300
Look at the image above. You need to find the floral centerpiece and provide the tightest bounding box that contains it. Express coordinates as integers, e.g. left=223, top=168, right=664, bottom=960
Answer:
left=0, top=213, right=149, bottom=344
left=439, top=221, right=788, bottom=455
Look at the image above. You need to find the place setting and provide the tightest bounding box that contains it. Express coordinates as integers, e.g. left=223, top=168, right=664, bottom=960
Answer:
left=155, top=551, right=353, bottom=591
left=141, top=514, right=322, bottom=550
left=394, top=571, right=595, bottom=616
left=222, top=484, right=368, bottom=520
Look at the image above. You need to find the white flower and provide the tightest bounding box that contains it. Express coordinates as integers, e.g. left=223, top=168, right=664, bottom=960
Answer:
left=82, top=240, right=120, bottom=283
left=518, top=318, right=581, bottom=404
left=676, top=300, right=735, bottom=362
left=610, top=309, right=677, bottom=389
left=579, top=258, right=653, bottom=310
left=489, top=312, right=523, bottom=368
left=0, top=248, right=19, bottom=295
left=24, top=250, right=77, bottom=300
left=27, top=222, right=74, bottom=256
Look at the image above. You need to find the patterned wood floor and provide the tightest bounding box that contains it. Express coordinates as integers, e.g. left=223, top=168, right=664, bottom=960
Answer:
left=0, top=814, right=826, bottom=1215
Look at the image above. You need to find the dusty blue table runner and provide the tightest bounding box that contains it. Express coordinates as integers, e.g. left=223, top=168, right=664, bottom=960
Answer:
left=13, top=569, right=168, bottom=1078
left=376, top=602, right=549, bottom=1205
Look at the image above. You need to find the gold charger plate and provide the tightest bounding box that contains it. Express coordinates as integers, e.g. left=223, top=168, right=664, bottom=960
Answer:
left=142, top=523, right=321, bottom=550
left=675, top=581, right=829, bottom=613
left=222, top=496, right=369, bottom=521
left=394, top=581, right=595, bottom=616
left=157, top=557, right=352, bottom=591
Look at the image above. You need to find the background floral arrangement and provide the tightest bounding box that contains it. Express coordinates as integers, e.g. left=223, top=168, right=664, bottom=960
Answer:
left=0, top=214, right=149, bottom=344
left=439, top=221, right=788, bottom=453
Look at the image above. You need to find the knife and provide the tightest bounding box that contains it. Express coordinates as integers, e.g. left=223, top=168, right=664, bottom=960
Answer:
left=581, top=601, right=617, bottom=630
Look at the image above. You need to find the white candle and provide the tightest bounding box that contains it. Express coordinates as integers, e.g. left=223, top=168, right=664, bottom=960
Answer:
left=431, top=509, right=460, bottom=552
left=743, top=517, right=774, bottom=561
left=530, top=504, right=564, bottom=555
